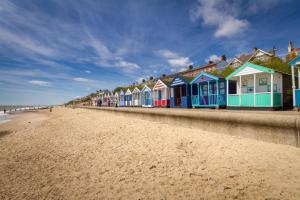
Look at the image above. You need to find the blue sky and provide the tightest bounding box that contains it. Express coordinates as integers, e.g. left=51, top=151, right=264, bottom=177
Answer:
left=0, top=0, right=300, bottom=105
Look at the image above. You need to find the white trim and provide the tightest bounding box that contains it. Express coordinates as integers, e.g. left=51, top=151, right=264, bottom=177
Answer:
left=292, top=65, right=296, bottom=107
left=270, top=73, right=274, bottom=107
left=254, top=73, right=256, bottom=106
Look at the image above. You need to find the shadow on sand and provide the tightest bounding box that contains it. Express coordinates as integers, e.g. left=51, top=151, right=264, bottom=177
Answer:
left=0, top=130, right=12, bottom=138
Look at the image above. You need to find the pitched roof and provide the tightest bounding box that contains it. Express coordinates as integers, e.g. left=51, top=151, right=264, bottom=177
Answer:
left=190, top=71, right=222, bottom=84
left=289, top=56, right=300, bottom=66
left=226, top=62, right=275, bottom=80
left=237, top=54, right=252, bottom=62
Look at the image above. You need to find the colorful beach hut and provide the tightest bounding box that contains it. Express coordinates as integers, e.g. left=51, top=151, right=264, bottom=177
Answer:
left=102, top=92, right=110, bottom=106
left=125, top=88, right=133, bottom=107
left=132, top=86, right=142, bottom=107
left=112, top=92, right=119, bottom=107
left=153, top=79, right=171, bottom=107
left=190, top=71, right=227, bottom=108
left=141, top=85, right=154, bottom=107
left=226, top=62, right=292, bottom=110
left=289, top=56, right=300, bottom=108
left=170, top=76, right=192, bottom=108
left=118, top=89, right=125, bottom=107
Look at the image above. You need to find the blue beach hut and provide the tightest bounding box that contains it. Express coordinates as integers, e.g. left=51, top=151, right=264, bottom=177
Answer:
left=118, top=89, right=125, bottom=107
left=141, top=85, right=154, bottom=107
left=289, top=56, right=300, bottom=108
left=170, top=76, right=192, bottom=108
left=125, top=88, right=133, bottom=106
left=190, top=71, right=227, bottom=108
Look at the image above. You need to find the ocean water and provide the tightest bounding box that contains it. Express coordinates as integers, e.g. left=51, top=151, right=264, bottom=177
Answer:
left=0, top=111, right=9, bottom=124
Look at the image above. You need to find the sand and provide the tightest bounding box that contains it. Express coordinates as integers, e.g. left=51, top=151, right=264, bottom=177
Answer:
left=0, top=107, right=300, bottom=200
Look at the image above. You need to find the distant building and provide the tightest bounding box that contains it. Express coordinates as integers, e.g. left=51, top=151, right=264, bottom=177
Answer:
left=226, top=47, right=276, bottom=69
left=288, top=40, right=300, bottom=56
left=167, top=55, right=228, bottom=78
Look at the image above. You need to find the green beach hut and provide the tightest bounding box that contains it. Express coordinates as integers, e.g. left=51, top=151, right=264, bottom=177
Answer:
left=225, top=62, right=293, bottom=110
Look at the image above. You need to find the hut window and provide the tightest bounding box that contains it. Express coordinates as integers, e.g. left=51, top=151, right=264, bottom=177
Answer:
left=267, top=84, right=277, bottom=92
left=192, top=84, right=198, bottom=95
left=259, top=78, right=268, bottom=86
left=182, top=85, right=187, bottom=96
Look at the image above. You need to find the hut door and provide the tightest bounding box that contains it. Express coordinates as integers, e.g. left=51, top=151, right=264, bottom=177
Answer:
left=174, top=86, right=181, bottom=106
left=158, top=90, right=162, bottom=100
left=201, top=83, right=208, bottom=105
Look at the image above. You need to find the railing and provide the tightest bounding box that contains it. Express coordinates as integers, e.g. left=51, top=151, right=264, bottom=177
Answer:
left=192, top=95, right=199, bottom=105
left=295, top=89, right=300, bottom=107
left=228, top=93, right=282, bottom=107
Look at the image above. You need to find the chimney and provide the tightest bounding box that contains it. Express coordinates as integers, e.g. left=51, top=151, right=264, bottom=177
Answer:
left=252, top=47, right=258, bottom=54
left=288, top=40, right=294, bottom=53
left=221, top=54, right=226, bottom=61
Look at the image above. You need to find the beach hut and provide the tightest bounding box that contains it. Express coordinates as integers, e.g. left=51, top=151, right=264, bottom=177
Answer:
left=170, top=76, right=192, bottom=108
left=125, top=88, right=133, bottom=106
left=141, top=85, right=154, bottom=107
left=114, top=92, right=119, bottom=107
left=153, top=79, right=171, bottom=107
left=226, top=62, right=293, bottom=110
left=132, top=86, right=142, bottom=107
left=190, top=71, right=227, bottom=108
left=101, top=92, right=110, bottom=106
left=118, top=90, right=125, bottom=107
left=109, top=92, right=116, bottom=107
left=289, top=56, right=300, bottom=108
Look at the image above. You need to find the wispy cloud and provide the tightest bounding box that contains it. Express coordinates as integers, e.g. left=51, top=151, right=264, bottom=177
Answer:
left=73, top=77, right=93, bottom=83
left=156, top=49, right=193, bottom=69
left=29, top=80, right=50, bottom=87
left=205, top=54, right=220, bottom=63
left=190, top=0, right=248, bottom=38
left=84, top=70, right=91, bottom=74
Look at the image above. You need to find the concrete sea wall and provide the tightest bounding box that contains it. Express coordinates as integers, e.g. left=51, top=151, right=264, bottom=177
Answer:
left=81, top=106, right=300, bottom=147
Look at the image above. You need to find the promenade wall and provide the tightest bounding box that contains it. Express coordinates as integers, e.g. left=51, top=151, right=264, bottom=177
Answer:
left=81, top=106, right=300, bottom=147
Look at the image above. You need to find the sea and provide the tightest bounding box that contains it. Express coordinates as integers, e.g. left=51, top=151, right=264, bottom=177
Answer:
left=0, top=105, right=47, bottom=124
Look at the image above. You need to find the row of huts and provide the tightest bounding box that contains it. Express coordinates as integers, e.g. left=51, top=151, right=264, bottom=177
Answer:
left=92, top=56, right=300, bottom=110
left=92, top=43, right=300, bottom=110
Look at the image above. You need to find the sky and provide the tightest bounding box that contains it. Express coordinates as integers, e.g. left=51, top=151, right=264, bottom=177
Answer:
left=0, top=0, right=300, bottom=105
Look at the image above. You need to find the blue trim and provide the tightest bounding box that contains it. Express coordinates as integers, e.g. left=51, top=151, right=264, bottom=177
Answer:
left=289, top=56, right=300, bottom=66
left=190, top=71, right=219, bottom=84
left=170, top=76, right=188, bottom=86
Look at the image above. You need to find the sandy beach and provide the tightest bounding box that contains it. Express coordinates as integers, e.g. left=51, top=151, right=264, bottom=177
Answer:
left=1, top=107, right=300, bottom=199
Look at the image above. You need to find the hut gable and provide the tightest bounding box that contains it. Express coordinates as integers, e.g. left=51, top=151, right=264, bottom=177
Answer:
left=125, top=88, right=132, bottom=95
left=226, top=62, right=274, bottom=80
left=132, top=87, right=141, bottom=94
left=153, top=79, right=167, bottom=90
left=141, top=85, right=152, bottom=93
left=119, top=89, right=125, bottom=96
left=190, top=71, right=220, bottom=84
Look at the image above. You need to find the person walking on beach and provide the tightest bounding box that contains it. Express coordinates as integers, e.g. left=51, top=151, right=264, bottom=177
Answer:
left=3, top=109, right=6, bottom=114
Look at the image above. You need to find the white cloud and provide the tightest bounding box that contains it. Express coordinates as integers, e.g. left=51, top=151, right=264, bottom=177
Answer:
left=115, top=60, right=140, bottom=70
left=157, top=49, right=193, bottom=69
left=85, top=70, right=91, bottom=74
left=247, top=0, right=290, bottom=14
left=190, top=0, right=248, bottom=38
left=157, top=49, right=178, bottom=59
left=205, top=54, right=220, bottom=63
left=73, top=77, right=93, bottom=83
left=29, top=80, right=50, bottom=87
left=168, top=57, right=192, bottom=68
